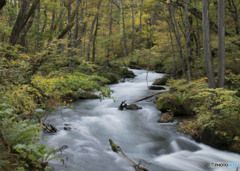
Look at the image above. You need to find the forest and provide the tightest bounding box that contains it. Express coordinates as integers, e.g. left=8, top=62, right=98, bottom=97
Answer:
left=0, top=0, right=240, bottom=170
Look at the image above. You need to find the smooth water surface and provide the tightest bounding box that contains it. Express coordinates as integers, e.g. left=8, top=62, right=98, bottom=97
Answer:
left=42, top=69, right=240, bottom=171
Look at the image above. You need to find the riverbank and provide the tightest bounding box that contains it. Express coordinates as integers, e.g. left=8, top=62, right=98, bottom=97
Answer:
left=0, top=62, right=134, bottom=170
left=154, top=76, right=240, bottom=154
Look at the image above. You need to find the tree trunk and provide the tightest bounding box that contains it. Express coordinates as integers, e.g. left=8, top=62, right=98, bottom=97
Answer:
left=36, top=1, right=41, bottom=51
left=169, top=4, right=187, bottom=79
left=68, top=0, right=73, bottom=72
left=194, top=0, right=201, bottom=57
left=19, top=12, right=35, bottom=52
left=157, top=1, right=177, bottom=74
left=9, top=0, right=40, bottom=45
left=86, top=0, right=103, bottom=61
left=119, top=0, right=127, bottom=66
left=217, top=0, right=225, bottom=88
left=10, top=0, right=40, bottom=45
left=50, top=0, right=56, bottom=31
left=106, top=0, right=113, bottom=64
left=184, top=0, right=192, bottom=82
left=41, top=5, right=47, bottom=33
left=202, top=0, right=216, bottom=88
left=92, top=17, right=99, bottom=62
left=137, top=0, right=143, bottom=63
left=131, top=0, right=135, bottom=52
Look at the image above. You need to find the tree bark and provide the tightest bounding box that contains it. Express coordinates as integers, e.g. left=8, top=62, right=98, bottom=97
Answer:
left=194, top=0, right=201, bottom=57
left=202, top=0, right=216, bottom=88
left=137, top=0, right=143, bottom=63
left=106, top=0, right=113, bottom=64
left=86, top=0, right=103, bottom=61
left=119, top=0, right=127, bottom=66
left=217, top=0, right=225, bottom=88
left=10, top=0, right=40, bottom=45
left=131, top=0, right=135, bottom=52
left=157, top=1, right=177, bottom=74
left=184, top=0, right=192, bottom=82
left=92, top=17, right=99, bottom=62
left=169, top=4, right=187, bottom=79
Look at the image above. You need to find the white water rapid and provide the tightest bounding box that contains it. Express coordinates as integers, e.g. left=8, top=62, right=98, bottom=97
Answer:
left=42, top=69, right=240, bottom=171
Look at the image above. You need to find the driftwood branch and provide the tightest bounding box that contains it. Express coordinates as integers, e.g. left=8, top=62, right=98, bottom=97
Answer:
left=109, top=139, right=148, bottom=171
left=134, top=91, right=165, bottom=103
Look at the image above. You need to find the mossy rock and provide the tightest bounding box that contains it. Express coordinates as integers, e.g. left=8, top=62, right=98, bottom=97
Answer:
left=120, top=68, right=135, bottom=78
left=158, top=112, right=173, bottom=123
left=200, top=126, right=233, bottom=149
left=156, top=99, right=172, bottom=113
left=152, top=75, right=169, bottom=85
left=156, top=93, right=193, bottom=116
left=78, top=92, right=100, bottom=99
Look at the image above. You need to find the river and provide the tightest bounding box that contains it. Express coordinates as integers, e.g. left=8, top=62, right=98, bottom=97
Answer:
left=41, top=69, right=240, bottom=171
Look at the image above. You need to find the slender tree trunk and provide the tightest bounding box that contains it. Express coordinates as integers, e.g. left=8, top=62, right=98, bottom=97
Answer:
left=107, top=0, right=113, bottom=64
left=157, top=0, right=177, bottom=74
left=119, top=0, right=127, bottom=66
left=41, top=5, right=47, bottom=33
left=194, top=0, right=201, bottom=57
left=19, top=12, right=35, bottom=52
left=73, top=0, right=81, bottom=48
left=86, top=0, right=103, bottom=61
left=217, top=0, right=225, bottom=88
left=169, top=4, right=187, bottom=79
left=68, top=0, right=73, bottom=71
left=50, top=0, right=56, bottom=31
left=137, top=0, right=143, bottom=63
left=184, top=0, right=191, bottom=82
left=131, top=0, right=135, bottom=52
left=92, top=18, right=99, bottom=62
left=36, top=1, right=40, bottom=51
left=202, top=0, right=216, bottom=88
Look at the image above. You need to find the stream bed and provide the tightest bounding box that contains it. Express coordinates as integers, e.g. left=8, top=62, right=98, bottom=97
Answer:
left=42, top=69, right=240, bottom=171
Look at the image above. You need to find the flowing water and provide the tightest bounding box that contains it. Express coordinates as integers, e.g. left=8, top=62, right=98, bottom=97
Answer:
left=42, top=69, right=240, bottom=171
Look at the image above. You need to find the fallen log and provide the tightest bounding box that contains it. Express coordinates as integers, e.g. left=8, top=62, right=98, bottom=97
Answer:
left=109, top=139, right=148, bottom=171
left=134, top=91, right=165, bottom=103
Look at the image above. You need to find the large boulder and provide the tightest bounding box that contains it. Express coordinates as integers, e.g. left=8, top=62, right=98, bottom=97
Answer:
left=152, top=75, right=169, bottom=86
left=156, top=93, right=193, bottom=116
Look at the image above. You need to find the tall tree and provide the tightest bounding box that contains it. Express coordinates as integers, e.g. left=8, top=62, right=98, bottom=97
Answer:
left=106, top=0, right=113, bottom=63
left=137, top=0, right=143, bottom=63
left=86, top=0, right=103, bottom=61
left=131, top=0, right=135, bottom=52
left=9, top=0, right=40, bottom=45
left=119, top=0, right=127, bottom=66
left=184, top=0, right=192, bottom=81
left=168, top=3, right=187, bottom=79
left=217, top=0, right=225, bottom=88
left=202, top=0, right=216, bottom=88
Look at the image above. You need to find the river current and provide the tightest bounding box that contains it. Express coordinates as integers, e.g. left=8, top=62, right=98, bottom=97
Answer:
left=42, top=69, right=240, bottom=171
